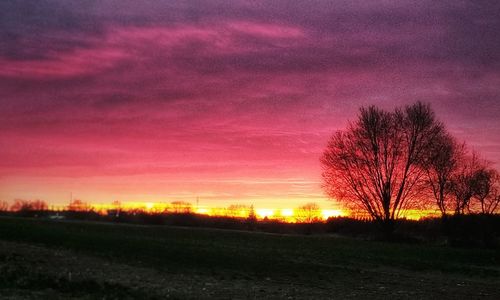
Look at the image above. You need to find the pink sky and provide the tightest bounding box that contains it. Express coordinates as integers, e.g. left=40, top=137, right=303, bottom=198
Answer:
left=1, top=1, right=499, bottom=209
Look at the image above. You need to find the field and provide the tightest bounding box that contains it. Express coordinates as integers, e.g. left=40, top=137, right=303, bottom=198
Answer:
left=0, top=217, right=499, bottom=299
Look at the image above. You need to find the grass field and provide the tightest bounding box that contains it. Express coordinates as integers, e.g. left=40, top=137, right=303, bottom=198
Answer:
left=0, top=217, right=499, bottom=299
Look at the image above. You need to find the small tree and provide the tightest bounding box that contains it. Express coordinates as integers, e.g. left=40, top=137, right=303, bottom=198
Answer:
left=423, top=133, right=465, bottom=216
left=450, top=153, right=484, bottom=215
left=31, top=199, right=48, bottom=211
left=11, top=199, right=48, bottom=212
left=295, top=202, right=321, bottom=223
left=226, top=204, right=251, bottom=218
left=473, top=167, right=500, bottom=214
left=67, top=199, right=91, bottom=212
left=483, top=190, right=500, bottom=215
left=170, top=201, right=192, bottom=214
left=0, top=200, right=10, bottom=212
left=247, top=205, right=257, bottom=220
left=246, top=205, right=257, bottom=230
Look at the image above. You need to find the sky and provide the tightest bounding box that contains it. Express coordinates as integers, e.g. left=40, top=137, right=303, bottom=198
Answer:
left=1, top=0, right=499, bottom=209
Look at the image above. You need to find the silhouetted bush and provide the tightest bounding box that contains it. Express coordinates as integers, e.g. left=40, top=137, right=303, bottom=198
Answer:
left=443, top=214, right=500, bottom=248
left=325, top=217, right=376, bottom=237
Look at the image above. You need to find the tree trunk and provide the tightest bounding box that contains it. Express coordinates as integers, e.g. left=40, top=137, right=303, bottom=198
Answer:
left=380, top=218, right=395, bottom=239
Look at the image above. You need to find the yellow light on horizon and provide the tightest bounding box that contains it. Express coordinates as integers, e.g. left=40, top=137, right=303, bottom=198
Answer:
left=196, top=208, right=209, bottom=215
left=256, top=209, right=274, bottom=219
left=280, top=209, right=294, bottom=217
left=321, top=209, right=342, bottom=219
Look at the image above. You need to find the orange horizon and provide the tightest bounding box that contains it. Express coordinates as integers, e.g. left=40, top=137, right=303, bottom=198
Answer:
left=3, top=199, right=440, bottom=222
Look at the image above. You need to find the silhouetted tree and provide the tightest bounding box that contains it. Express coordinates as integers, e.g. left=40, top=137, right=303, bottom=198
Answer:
left=245, top=204, right=257, bottom=230
left=10, top=199, right=48, bottom=212
left=11, top=199, right=28, bottom=211
left=321, top=102, right=444, bottom=234
left=107, top=200, right=122, bottom=217
left=423, top=133, right=465, bottom=216
left=450, top=153, right=485, bottom=215
left=483, top=190, right=500, bottom=215
left=67, top=199, right=91, bottom=212
left=247, top=205, right=257, bottom=221
left=31, top=199, right=48, bottom=211
left=0, top=200, right=9, bottom=211
left=226, top=204, right=250, bottom=218
left=473, top=167, right=500, bottom=214
left=170, top=201, right=192, bottom=213
left=295, top=202, right=321, bottom=223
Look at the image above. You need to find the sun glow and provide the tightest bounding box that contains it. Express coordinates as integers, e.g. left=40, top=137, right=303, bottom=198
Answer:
left=195, top=208, right=209, bottom=214
left=23, top=199, right=443, bottom=222
left=256, top=209, right=274, bottom=219
left=280, top=209, right=294, bottom=217
left=321, top=209, right=342, bottom=219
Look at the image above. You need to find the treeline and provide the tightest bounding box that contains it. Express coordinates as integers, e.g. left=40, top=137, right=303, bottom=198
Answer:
left=0, top=199, right=195, bottom=214
left=0, top=198, right=334, bottom=223
left=1, top=207, right=498, bottom=248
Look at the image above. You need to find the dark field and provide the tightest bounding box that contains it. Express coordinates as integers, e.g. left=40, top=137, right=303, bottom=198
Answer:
left=0, top=217, right=499, bottom=299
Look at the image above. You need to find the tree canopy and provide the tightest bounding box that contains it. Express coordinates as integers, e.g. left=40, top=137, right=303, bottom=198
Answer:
left=321, top=102, right=500, bottom=233
left=321, top=102, right=444, bottom=231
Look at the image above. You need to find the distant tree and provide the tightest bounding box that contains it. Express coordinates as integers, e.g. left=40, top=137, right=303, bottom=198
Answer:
left=11, top=199, right=28, bottom=211
left=226, top=204, right=250, bottom=218
left=247, top=205, right=257, bottom=221
left=422, top=133, right=465, bottom=216
left=112, top=200, right=122, bottom=209
left=170, top=201, right=192, bottom=213
left=295, top=202, right=321, bottom=223
left=67, top=199, right=91, bottom=212
left=483, top=190, right=500, bottom=215
left=108, top=200, right=123, bottom=217
left=30, top=199, right=49, bottom=211
left=0, top=200, right=9, bottom=211
left=449, top=153, right=485, bottom=215
left=473, top=167, right=500, bottom=214
left=10, top=199, right=48, bottom=212
left=321, top=102, right=444, bottom=234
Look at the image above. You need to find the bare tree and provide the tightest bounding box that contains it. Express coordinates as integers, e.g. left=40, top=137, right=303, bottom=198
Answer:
left=106, top=200, right=123, bottom=217
left=0, top=200, right=9, bottom=211
left=449, top=153, right=486, bottom=215
left=321, top=102, right=443, bottom=233
left=473, top=167, right=500, bottom=214
left=483, top=189, right=500, bottom=215
left=247, top=205, right=257, bottom=222
left=10, top=199, right=48, bottom=212
left=295, top=202, right=321, bottom=223
left=112, top=200, right=122, bottom=209
left=67, top=199, right=91, bottom=212
left=423, top=133, right=465, bottom=216
left=10, top=199, right=29, bottom=211
left=226, top=204, right=250, bottom=218
left=170, top=201, right=192, bottom=214
left=31, top=199, right=48, bottom=211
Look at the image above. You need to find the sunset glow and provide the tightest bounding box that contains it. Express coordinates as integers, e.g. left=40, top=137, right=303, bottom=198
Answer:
left=43, top=200, right=351, bottom=222
left=1, top=2, right=499, bottom=299
left=256, top=209, right=275, bottom=219
left=1, top=1, right=499, bottom=217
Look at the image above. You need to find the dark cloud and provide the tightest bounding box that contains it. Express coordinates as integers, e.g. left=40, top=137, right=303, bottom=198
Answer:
left=1, top=0, right=498, bottom=85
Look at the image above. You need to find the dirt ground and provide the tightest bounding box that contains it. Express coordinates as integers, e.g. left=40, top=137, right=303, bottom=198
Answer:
left=1, top=239, right=498, bottom=299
